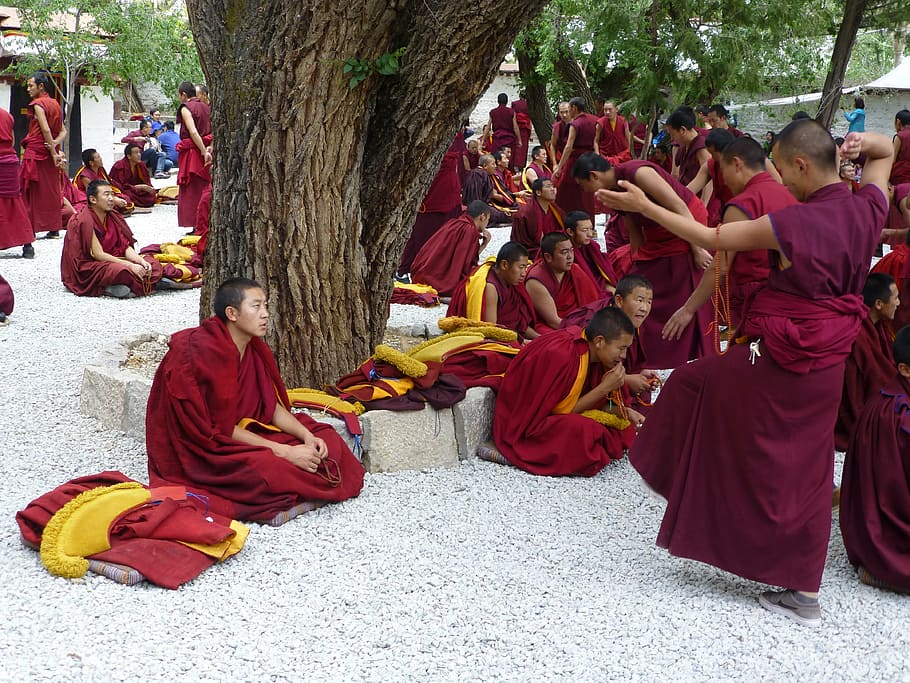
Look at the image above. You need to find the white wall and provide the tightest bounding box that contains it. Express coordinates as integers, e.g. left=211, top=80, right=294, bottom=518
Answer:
left=470, top=73, right=521, bottom=132
left=0, top=83, right=11, bottom=116
left=80, top=86, right=113, bottom=166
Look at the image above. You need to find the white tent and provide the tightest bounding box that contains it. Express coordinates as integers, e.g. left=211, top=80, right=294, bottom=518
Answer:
left=865, top=59, right=910, bottom=90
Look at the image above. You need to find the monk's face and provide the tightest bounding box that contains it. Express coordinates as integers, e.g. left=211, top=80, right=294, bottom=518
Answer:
left=878, top=283, right=901, bottom=321
left=128, top=146, right=142, bottom=164
left=614, top=286, right=653, bottom=329
left=706, top=112, right=725, bottom=129
left=534, top=148, right=548, bottom=164
left=603, top=103, right=617, bottom=121
left=500, top=256, right=529, bottom=286
left=544, top=239, right=574, bottom=273
left=558, top=104, right=570, bottom=122
left=719, top=156, right=747, bottom=195
left=90, top=152, right=102, bottom=170
left=228, top=287, right=269, bottom=339
left=467, top=140, right=479, bottom=154
left=538, top=180, right=557, bottom=202
left=89, top=185, right=116, bottom=213
left=591, top=331, right=634, bottom=370
left=568, top=220, right=594, bottom=246
left=576, top=170, right=616, bottom=194
left=482, top=158, right=496, bottom=175
left=26, top=77, right=41, bottom=99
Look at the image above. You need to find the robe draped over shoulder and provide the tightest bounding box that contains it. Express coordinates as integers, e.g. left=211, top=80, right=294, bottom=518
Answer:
left=410, top=212, right=481, bottom=296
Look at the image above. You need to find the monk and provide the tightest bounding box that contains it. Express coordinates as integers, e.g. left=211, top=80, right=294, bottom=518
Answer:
left=409, top=200, right=492, bottom=296
left=705, top=104, right=744, bottom=137
left=525, top=231, right=600, bottom=331
left=522, top=145, right=552, bottom=189
left=573, top=152, right=713, bottom=368
left=146, top=277, right=365, bottom=521
left=109, top=144, right=158, bottom=208
left=463, top=138, right=480, bottom=181
left=663, top=137, right=798, bottom=340
left=666, top=107, right=709, bottom=186
left=686, top=128, right=735, bottom=226
left=511, top=96, right=533, bottom=171
left=552, top=97, right=599, bottom=216
left=881, top=182, right=910, bottom=246
left=73, top=148, right=137, bottom=215
left=463, top=155, right=512, bottom=224
left=447, top=241, right=538, bottom=341
left=61, top=179, right=164, bottom=298
left=565, top=210, right=617, bottom=296
left=0, top=107, right=35, bottom=258
left=834, top=273, right=900, bottom=451
left=594, top=101, right=632, bottom=164
left=510, top=178, right=562, bottom=260
left=20, top=73, right=66, bottom=240
left=486, top=93, right=520, bottom=157
left=597, top=121, right=893, bottom=627
left=549, top=101, right=571, bottom=163
left=840, top=325, right=910, bottom=594
left=176, top=80, right=213, bottom=229
left=889, top=109, right=910, bottom=185
left=492, top=306, right=644, bottom=476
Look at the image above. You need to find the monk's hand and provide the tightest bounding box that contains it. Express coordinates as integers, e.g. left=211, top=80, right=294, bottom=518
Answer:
left=114, top=197, right=128, bottom=208
left=641, top=369, right=661, bottom=389
left=281, top=444, right=321, bottom=473
left=627, top=407, right=646, bottom=430
left=599, top=362, right=626, bottom=394
left=129, top=262, right=148, bottom=278
left=691, top=246, right=713, bottom=270
left=594, top=180, right=648, bottom=213
left=625, top=373, right=652, bottom=395
left=307, top=436, right=328, bottom=460
left=663, top=305, right=694, bottom=340
left=840, top=132, right=863, bottom=160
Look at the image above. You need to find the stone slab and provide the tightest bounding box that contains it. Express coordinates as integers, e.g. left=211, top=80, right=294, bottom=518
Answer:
left=452, top=387, right=496, bottom=460
left=358, top=406, right=459, bottom=473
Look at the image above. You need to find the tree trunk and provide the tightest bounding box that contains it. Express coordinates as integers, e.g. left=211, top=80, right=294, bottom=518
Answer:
left=186, top=0, right=548, bottom=388
left=514, top=35, right=553, bottom=146
left=816, top=0, right=866, bottom=130
left=553, top=45, right=594, bottom=112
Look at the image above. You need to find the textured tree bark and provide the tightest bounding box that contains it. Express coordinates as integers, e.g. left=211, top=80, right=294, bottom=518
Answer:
left=185, top=0, right=548, bottom=387
left=553, top=46, right=594, bottom=112
left=816, top=0, right=867, bottom=129
left=515, top=38, right=553, bottom=146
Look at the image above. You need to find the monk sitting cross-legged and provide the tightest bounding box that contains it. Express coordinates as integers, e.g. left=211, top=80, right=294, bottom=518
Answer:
left=525, top=231, right=600, bottom=332
left=108, top=144, right=158, bottom=208
left=492, top=306, right=644, bottom=477
left=146, top=277, right=365, bottom=522
left=510, top=177, right=563, bottom=261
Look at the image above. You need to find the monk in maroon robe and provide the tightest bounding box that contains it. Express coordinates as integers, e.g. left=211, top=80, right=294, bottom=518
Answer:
left=176, top=80, right=212, bottom=228
left=840, top=326, right=910, bottom=594
left=881, top=182, right=910, bottom=248
left=493, top=307, right=643, bottom=476
left=486, top=93, right=519, bottom=156
left=549, top=102, right=571, bottom=165
left=147, top=278, right=365, bottom=521
left=552, top=97, right=598, bottom=216
left=397, top=132, right=464, bottom=275
left=19, top=73, right=65, bottom=240
left=705, top=104, right=744, bottom=138
left=575, top=153, right=713, bottom=368
left=61, top=179, right=164, bottom=298
left=0, top=107, right=35, bottom=257
left=889, top=110, right=910, bottom=185
left=447, top=242, right=538, bottom=341
left=595, top=101, right=632, bottom=164
left=510, top=178, right=563, bottom=260
left=521, top=145, right=552, bottom=191
left=525, top=231, right=600, bottom=331
left=73, top=149, right=136, bottom=215
left=511, top=97, right=533, bottom=171
left=109, top=144, right=158, bottom=208
left=666, top=107, right=709, bottom=186
left=565, top=210, right=617, bottom=296
left=597, top=121, right=893, bottom=626
left=834, top=273, right=900, bottom=451
left=871, top=243, right=910, bottom=335
left=410, top=201, right=491, bottom=296
left=463, top=156, right=511, bottom=224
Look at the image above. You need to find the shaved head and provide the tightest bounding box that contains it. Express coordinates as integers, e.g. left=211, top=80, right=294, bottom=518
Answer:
left=772, top=119, right=837, bottom=170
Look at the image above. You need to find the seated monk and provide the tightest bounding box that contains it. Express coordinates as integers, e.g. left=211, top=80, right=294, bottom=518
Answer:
left=410, top=200, right=492, bottom=296
left=492, top=306, right=645, bottom=476
left=491, top=149, right=527, bottom=213
left=73, top=148, right=136, bottom=215
left=840, top=325, right=910, bottom=594
left=522, top=144, right=552, bottom=190
left=108, top=144, right=158, bottom=208
left=61, top=179, right=164, bottom=298
left=463, top=154, right=511, bottom=224
left=880, top=182, right=910, bottom=247
left=834, top=273, right=900, bottom=451
left=510, top=178, right=563, bottom=261
left=447, top=241, right=539, bottom=341
left=146, top=277, right=365, bottom=521
left=565, top=210, right=617, bottom=296
left=525, top=231, right=600, bottom=332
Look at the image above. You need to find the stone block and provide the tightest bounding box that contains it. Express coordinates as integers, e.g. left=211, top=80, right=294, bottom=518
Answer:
left=452, top=387, right=496, bottom=460
left=123, top=377, right=153, bottom=440
left=359, top=406, right=459, bottom=473
left=294, top=411, right=367, bottom=460
left=80, top=366, right=130, bottom=432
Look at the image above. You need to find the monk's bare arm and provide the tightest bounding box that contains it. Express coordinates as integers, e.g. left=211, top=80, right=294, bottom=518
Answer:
left=479, top=228, right=492, bottom=252
left=481, top=283, right=498, bottom=324
left=572, top=363, right=624, bottom=413
left=230, top=422, right=321, bottom=472
left=686, top=161, right=711, bottom=196
left=764, top=158, right=781, bottom=182
left=843, top=132, right=893, bottom=197
left=525, top=279, right=561, bottom=329
left=89, top=233, right=147, bottom=277
left=180, top=106, right=210, bottom=161
left=594, top=123, right=602, bottom=152
left=635, top=166, right=691, bottom=216
left=553, top=127, right=577, bottom=179
left=271, top=403, right=327, bottom=457
left=626, top=216, right=643, bottom=255
left=597, top=181, right=780, bottom=252
left=512, top=114, right=521, bottom=141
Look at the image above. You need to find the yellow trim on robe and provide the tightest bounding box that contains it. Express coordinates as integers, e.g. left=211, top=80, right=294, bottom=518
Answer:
left=236, top=418, right=282, bottom=432
left=179, top=520, right=250, bottom=561
left=395, top=282, right=439, bottom=296
left=464, top=257, right=497, bottom=321
left=551, top=347, right=589, bottom=415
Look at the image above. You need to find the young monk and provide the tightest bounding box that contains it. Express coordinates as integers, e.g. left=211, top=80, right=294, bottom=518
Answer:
left=594, top=100, right=632, bottom=164
left=596, top=121, right=893, bottom=627
left=889, top=109, right=910, bottom=185
left=409, top=200, right=492, bottom=296
left=510, top=178, right=562, bottom=260
left=525, top=231, right=600, bottom=331
left=565, top=210, right=617, bottom=296
left=666, top=106, right=709, bottom=186
left=552, top=97, right=599, bottom=215
left=0, top=106, right=35, bottom=258
left=840, top=325, right=910, bottom=594
left=108, top=144, right=158, bottom=208
left=492, top=306, right=644, bottom=476
left=73, top=148, right=136, bottom=215
left=146, top=277, right=365, bottom=521
left=834, top=273, right=900, bottom=451
left=462, top=154, right=512, bottom=224
left=446, top=241, right=539, bottom=341
left=522, top=145, right=552, bottom=189
left=20, top=73, right=65, bottom=240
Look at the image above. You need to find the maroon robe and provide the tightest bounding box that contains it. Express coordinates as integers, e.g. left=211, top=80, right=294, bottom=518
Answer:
left=0, top=108, right=33, bottom=250
left=552, top=119, right=570, bottom=162
left=526, top=261, right=600, bottom=331
left=73, top=165, right=135, bottom=214
left=147, top=317, right=365, bottom=521
left=177, top=98, right=212, bottom=227
left=890, top=128, right=910, bottom=186
left=511, top=99, right=532, bottom=170
left=596, top=115, right=631, bottom=162
left=0, top=273, right=12, bottom=314
left=61, top=205, right=163, bottom=297
left=446, top=263, right=536, bottom=339
left=834, top=315, right=896, bottom=451
left=573, top=241, right=617, bottom=296
left=410, top=212, right=481, bottom=296
left=493, top=326, right=635, bottom=476
left=871, top=244, right=910, bottom=334
left=462, top=168, right=510, bottom=224
left=510, top=198, right=563, bottom=260
left=630, top=181, right=888, bottom=592
left=109, top=157, right=158, bottom=208
left=488, top=104, right=517, bottom=154
left=20, top=94, right=63, bottom=234
left=556, top=113, right=598, bottom=216
left=673, top=132, right=707, bottom=186
left=840, top=374, right=910, bottom=592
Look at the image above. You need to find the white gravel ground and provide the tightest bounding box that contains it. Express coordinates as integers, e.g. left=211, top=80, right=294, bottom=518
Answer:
left=1, top=205, right=907, bottom=682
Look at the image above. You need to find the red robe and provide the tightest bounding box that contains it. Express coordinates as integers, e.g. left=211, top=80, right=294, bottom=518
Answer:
left=0, top=273, right=12, bottom=314
left=890, top=128, right=910, bottom=185
left=410, top=212, right=481, bottom=296
left=596, top=115, right=631, bottom=163
left=511, top=99, right=532, bottom=170
left=488, top=104, right=517, bottom=154
left=146, top=317, right=365, bottom=521
left=630, top=181, right=888, bottom=592
left=871, top=244, right=910, bottom=334
left=61, top=205, right=163, bottom=297
left=20, top=94, right=63, bottom=233
left=555, top=113, right=598, bottom=216
left=673, top=132, right=707, bottom=186
left=840, top=374, right=910, bottom=592
left=493, top=327, right=635, bottom=476
left=0, top=108, right=33, bottom=249
left=705, top=157, right=734, bottom=226
left=834, top=315, right=896, bottom=451
left=462, top=168, right=510, bottom=224
left=573, top=241, right=617, bottom=296
left=446, top=260, right=536, bottom=339
left=73, top=165, right=135, bottom=214
left=109, top=157, right=157, bottom=207
left=510, top=198, right=564, bottom=260
left=177, top=98, right=212, bottom=227
left=526, top=261, right=600, bottom=331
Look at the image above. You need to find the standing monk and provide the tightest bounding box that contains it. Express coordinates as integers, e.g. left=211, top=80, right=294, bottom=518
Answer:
left=705, top=104, right=744, bottom=137
left=511, top=95, right=533, bottom=171
left=20, top=73, right=65, bottom=241
left=0, top=107, right=35, bottom=258
left=552, top=97, right=598, bottom=216
left=176, top=80, right=212, bottom=230
left=889, top=109, right=910, bottom=185
left=597, top=121, right=893, bottom=627
left=486, top=93, right=520, bottom=157
left=666, top=107, right=709, bottom=186
left=549, top=102, right=571, bottom=164
left=595, top=101, right=632, bottom=164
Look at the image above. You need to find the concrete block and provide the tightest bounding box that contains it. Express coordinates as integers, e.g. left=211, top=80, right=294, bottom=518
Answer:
left=359, top=406, right=458, bottom=473
left=123, top=377, right=153, bottom=440
left=452, top=387, right=496, bottom=460
left=80, top=366, right=130, bottom=432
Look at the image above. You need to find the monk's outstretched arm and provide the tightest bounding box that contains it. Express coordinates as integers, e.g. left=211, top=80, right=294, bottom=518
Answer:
left=686, top=161, right=711, bottom=196
left=843, top=132, right=893, bottom=197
